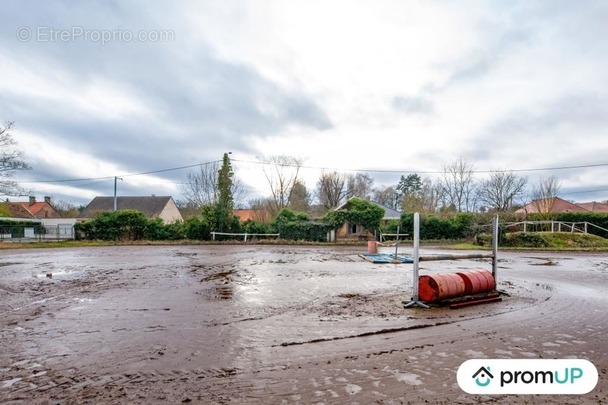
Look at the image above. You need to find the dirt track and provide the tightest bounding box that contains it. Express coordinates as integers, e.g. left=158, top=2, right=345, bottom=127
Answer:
left=0, top=245, right=606, bottom=404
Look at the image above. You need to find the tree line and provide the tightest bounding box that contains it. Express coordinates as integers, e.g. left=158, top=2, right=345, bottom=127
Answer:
left=180, top=154, right=564, bottom=218
left=0, top=121, right=581, bottom=221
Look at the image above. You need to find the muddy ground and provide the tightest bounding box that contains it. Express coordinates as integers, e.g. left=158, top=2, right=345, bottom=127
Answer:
left=0, top=245, right=606, bottom=404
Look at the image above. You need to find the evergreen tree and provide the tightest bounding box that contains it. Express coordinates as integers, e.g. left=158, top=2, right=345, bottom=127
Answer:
left=214, top=153, right=234, bottom=232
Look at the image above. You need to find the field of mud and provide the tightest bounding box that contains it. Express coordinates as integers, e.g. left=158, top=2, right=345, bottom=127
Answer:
left=0, top=245, right=606, bottom=404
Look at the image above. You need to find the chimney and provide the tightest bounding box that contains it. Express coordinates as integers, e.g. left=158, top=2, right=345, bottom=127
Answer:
left=29, top=196, right=36, bottom=205
left=44, top=196, right=51, bottom=204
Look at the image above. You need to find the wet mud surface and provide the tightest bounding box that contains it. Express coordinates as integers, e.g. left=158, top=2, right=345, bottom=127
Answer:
left=0, top=245, right=606, bottom=404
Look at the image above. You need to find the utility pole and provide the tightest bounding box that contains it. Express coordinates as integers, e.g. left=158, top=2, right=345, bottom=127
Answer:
left=114, top=176, right=123, bottom=211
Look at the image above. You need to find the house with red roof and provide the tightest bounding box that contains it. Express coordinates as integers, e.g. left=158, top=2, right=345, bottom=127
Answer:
left=0, top=196, right=61, bottom=219
left=577, top=201, right=608, bottom=213
left=516, top=197, right=608, bottom=214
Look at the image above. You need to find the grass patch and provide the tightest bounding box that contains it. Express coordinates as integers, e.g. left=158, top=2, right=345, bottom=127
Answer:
left=452, top=232, right=608, bottom=251
left=2, top=233, right=607, bottom=251
left=539, top=232, right=608, bottom=249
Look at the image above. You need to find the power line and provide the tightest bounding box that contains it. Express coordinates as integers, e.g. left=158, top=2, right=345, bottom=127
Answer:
left=232, top=159, right=608, bottom=175
left=15, top=160, right=221, bottom=184
left=561, top=187, right=608, bottom=196
left=121, top=160, right=222, bottom=178
left=12, top=158, right=608, bottom=196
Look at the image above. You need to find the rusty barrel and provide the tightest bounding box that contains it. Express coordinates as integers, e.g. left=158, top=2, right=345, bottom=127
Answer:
left=456, top=270, right=496, bottom=295
left=418, top=273, right=466, bottom=303
left=367, top=241, right=378, bottom=254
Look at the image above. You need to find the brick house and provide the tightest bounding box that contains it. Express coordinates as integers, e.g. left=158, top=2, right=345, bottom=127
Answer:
left=0, top=196, right=61, bottom=219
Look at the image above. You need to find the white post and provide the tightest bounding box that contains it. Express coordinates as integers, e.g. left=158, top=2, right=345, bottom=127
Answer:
left=114, top=176, right=118, bottom=211
left=404, top=213, right=428, bottom=308
left=395, top=225, right=400, bottom=258
left=412, top=215, right=420, bottom=300
left=492, top=214, right=499, bottom=282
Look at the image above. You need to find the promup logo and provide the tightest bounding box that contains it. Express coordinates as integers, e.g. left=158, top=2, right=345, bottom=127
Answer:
left=472, top=366, right=494, bottom=387
left=458, top=359, right=598, bottom=395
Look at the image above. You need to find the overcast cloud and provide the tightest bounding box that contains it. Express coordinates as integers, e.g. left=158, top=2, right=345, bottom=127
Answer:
left=1, top=0, right=607, bottom=206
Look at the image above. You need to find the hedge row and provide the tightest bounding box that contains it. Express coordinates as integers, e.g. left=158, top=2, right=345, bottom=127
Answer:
left=73, top=208, right=608, bottom=243
left=74, top=208, right=333, bottom=242
left=382, top=212, right=608, bottom=241
left=382, top=213, right=479, bottom=240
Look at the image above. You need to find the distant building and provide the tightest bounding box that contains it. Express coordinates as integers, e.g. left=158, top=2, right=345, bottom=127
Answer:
left=234, top=208, right=274, bottom=223
left=577, top=201, right=608, bottom=213
left=0, top=196, right=61, bottom=219
left=516, top=197, right=608, bottom=214
left=79, top=196, right=183, bottom=223
left=332, top=198, right=399, bottom=241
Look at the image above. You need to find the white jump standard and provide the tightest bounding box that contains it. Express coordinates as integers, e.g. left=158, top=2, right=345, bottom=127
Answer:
left=403, top=212, right=499, bottom=309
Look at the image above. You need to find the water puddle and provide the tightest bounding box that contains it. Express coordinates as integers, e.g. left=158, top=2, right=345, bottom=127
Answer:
left=33, top=269, right=84, bottom=280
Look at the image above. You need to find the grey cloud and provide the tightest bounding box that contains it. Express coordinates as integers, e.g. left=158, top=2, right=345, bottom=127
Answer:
left=392, top=96, right=434, bottom=115
left=0, top=1, right=332, bottom=203
left=489, top=93, right=608, bottom=135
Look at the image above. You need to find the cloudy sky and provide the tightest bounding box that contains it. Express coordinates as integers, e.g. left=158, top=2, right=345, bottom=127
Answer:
left=1, top=0, right=607, bottom=207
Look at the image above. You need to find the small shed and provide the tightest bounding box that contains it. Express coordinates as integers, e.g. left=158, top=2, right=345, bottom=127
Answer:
left=333, top=198, right=399, bottom=241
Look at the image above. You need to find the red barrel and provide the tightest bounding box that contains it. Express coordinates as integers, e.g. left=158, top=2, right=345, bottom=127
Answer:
left=418, top=273, right=466, bottom=303
left=456, top=270, right=495, bottom=295
left=367, top=241, right=378, bottom=254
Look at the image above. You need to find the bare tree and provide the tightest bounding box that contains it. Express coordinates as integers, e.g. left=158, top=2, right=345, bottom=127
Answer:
left=400, top=177, right=443, bottom=213
left=289, top=180, right=311, bottom=212
left=260, top=155, right=304, bottom=212
left=531, top=176, right=561, bottom=215
left=439, top=157, right=477, bottom=212
left=422, top=179, right=444, bottom=213
left=1, top=122, right=31, bottom=196
left=248, top=197, right=277, bottom=222
left=477, top=171, right=528, bottom=212
left=181, top=161, right=246, bottom=208
left=346, top=173, right=374, bottom=200
left=181, top=161, right=220, bottom=206
left=372, top=185, right=400, bottom=210
left=316, top=170, right=347, bottom=208
left=51, top=199, right=83, bottom=218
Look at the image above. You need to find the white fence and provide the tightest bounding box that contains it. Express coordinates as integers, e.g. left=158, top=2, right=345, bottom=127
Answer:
left=505, top=221, right=608, bottom=237
left=211, top=232, right=280, bottom=241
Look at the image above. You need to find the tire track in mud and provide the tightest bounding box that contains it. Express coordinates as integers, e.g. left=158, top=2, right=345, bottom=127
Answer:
left=2, top=247, right=607, bottom=404
left=1, top=359, right=242, bottom=404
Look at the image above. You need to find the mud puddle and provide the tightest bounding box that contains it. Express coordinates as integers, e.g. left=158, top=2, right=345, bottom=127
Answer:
left=0, top=246, right=606, bottom=404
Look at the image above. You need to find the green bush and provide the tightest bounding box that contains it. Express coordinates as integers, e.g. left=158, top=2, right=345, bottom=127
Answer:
left=143, top=218, right=185, bottom=240
left=502, top=232, right=549, bottom=248
left=398, top=212, right=479, bottom=240
left=241, top=219, right=273, bottom=235
left=322, top=198, right=384, bottom=233
left=200, top=204, right=242, bottom=235
left=273, top=208, right=331, bottom=241
left=75, top=210, right=148, bottom=240
left=278, top=221, right=332, bottom=242
left=75, top=210, right=184, bottom=241
left=547, top=212, right=608, bottom=239
left=183, top=216, right=211, bottom=240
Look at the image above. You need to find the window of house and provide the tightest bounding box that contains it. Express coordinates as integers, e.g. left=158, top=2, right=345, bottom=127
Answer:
left=350, top=224, right=357, bottom=234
